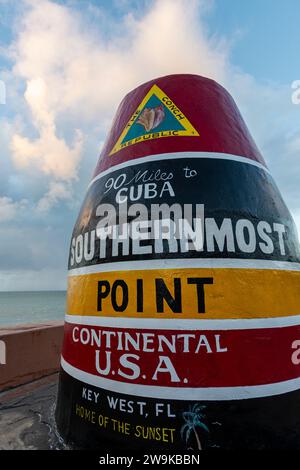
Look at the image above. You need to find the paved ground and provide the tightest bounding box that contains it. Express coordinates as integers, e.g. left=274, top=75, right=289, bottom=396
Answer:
left=0, top=374, right=69, bottom=450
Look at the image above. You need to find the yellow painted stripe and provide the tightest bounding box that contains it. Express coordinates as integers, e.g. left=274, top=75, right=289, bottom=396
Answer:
left=66, top=267, right=300, bottom=319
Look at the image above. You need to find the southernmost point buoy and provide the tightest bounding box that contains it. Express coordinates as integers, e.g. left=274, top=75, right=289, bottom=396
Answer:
left=55, top=74, right=300, bottom=450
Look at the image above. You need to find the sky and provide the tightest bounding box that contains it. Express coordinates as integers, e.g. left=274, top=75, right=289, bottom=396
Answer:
left=0, top=0, right=299, bottom=291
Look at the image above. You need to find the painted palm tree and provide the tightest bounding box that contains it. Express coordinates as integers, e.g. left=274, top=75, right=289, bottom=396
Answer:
left=181, top=404, right=209, bottom=450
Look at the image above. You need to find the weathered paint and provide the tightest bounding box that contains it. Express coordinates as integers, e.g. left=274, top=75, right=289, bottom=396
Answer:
left=55, top=74, right=300, bottom=450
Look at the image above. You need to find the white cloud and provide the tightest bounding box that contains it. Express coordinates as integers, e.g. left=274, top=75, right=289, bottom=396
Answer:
left=0, top=196, right=27, bottom=222
left=1, top=0, right=300, bottom=290
left=8, top=0, right=231, bottom=210
left=37, top=180, right=72, bottom=212
left=11, top=74, right=83, bottom=208
left=7, top=0, right=300, bottom=208
left=12, top=0, right=227, bottom=118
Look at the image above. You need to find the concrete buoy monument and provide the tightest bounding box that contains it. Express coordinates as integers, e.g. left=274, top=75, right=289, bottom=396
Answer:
left=56, top=74, right=300, bottom=450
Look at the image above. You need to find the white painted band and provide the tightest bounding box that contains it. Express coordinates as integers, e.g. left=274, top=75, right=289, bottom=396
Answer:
left=64, top=314, right=300, bottom=330
left=68, top=258, right=300, bottom=276
left=61, top=356, right=300, bottom=401
left=88, top=151, right=269, bottom=190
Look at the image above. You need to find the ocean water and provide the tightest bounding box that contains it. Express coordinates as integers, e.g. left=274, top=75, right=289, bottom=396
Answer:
left=0, top=291, right=66, bottom=326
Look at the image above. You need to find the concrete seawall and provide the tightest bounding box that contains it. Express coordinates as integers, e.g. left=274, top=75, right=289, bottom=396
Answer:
left=0, top=321, right=64, bottom=392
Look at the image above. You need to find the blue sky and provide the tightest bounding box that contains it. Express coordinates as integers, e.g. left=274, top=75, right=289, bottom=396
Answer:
left=0, top=0, right=299, bottom=290
left=2, top=0, right=298, bottom=82
left=207, top=0, right=300, bottom=83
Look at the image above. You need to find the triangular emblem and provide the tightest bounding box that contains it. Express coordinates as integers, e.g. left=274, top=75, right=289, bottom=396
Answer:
left=109, top=84, right=199, bottom=155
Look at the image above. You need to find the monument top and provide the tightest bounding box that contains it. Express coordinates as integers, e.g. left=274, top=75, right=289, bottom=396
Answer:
left=95, top=73, right=265, bottom=175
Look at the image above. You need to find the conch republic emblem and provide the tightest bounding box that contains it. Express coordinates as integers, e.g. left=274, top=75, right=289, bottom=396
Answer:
left=56, top=74, right=300, bottom=450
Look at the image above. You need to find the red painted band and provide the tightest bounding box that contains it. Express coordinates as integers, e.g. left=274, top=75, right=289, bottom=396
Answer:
left=94, top=74, right=265, bottom=176
left=62, top=322, right=300, bottom=388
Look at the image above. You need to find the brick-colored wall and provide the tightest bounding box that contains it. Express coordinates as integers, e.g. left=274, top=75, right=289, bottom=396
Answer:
left=0, top=321, right=64, bottom=392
